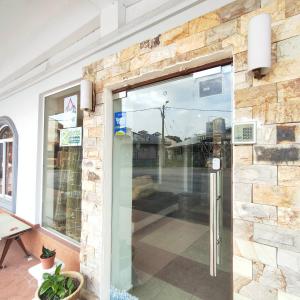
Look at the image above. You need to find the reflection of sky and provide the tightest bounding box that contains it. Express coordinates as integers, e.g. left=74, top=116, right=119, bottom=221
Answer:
left=115, top=66, right=232, bottom=140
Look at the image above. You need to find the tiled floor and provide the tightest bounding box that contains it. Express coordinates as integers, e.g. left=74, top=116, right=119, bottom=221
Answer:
left=0, top=238, right=38, bottom=300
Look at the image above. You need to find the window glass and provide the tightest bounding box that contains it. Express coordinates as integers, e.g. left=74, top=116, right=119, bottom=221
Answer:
left=0, top=126, right=13, bottom=202
left=42, top=86, right=83, bottom=242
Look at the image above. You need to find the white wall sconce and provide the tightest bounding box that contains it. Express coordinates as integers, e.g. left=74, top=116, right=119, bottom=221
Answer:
left=80, top=79, right=94, bottom=111
left=248, top=13, right=272, bottom=79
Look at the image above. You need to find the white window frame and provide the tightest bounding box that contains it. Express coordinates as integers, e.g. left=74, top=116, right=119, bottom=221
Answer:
left=38, top=80, right=82, bottom=246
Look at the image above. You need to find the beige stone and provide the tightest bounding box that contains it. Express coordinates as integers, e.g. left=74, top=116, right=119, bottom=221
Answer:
left=160, top=23, right=189, bottom=46
left=234, top=70, right=253, bottom=90
left=206, top=19, right=238, bottom=44
left=235, top=84, right=277, bottom=108
left=278, top=291, right=300, bottom=300
left=285, top=0, right=300, bottom=18
left=278, top=207, right=300, bottom=229
left=233, top=219, right=254, bottom=241
left=176, top=32, right=206, bottom=54
left=273, top=14, right=300, bottom=42
left=253, top=184, right=300, bottom=208
left=277, top=35, right=300, bottom=61
left=222, top=33, right=247, bottom=54
left=277, top=78, right=300, bottom=103
left=234, top=183, right=252, bottom=203
left=119, top=44, right=139, bottom=62
left=234, top=165, right=277, bottom=185
left=256, top=124, right=276, bottom=145
left=234, top=51, right=248, bottom=72
left=188, top=12, right=220, bottom=34
left=233, top=255, right=253, bottom=279
left=216, top=0, right=260, bottom=23
left=254, top=100, right=300, bottom=124
left=233, top=145, right=253, bottom=165
left=233, top=201, right=277, bottom=224
left=234, top=239, right=277, bottom=266
left=278, top=166, right=300, bottom=187
left=235, top=107, right=253, bottom=121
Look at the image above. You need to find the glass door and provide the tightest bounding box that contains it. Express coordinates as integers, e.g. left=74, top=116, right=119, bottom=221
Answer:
left=111, top=64, right=233, bottom=300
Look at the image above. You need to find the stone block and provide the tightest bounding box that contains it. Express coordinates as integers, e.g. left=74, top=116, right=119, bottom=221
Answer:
left=206, top=19, right=238, bottom=44
left=253, top=184, right=300, bottom=208
left=278, top=249, right=300, bottom=273
left=233, top=202, right=277, bottom=224
left=235, top=107, right=253, bottom=121
left=222, top=33, right=247, bottom=54
left=277, top=35, right=300, bottom=61
left=234, top=51, right=248, bottom=72
left=188, top=13, right=220, bottom=34
left=256, top=125, right=276, bottom=145
left=280, top=267, right=300, bottom=297
left=234, top=183, right=252, bottom=203
left=254, top=144, right=300, bottom=165
left=160, top=24, right=189, bottom=45
left=277, top=78, right=300, bottom=103
left=233, top=255, right=253, bottom=279
left=233, top=145, right=253, bottom=165
left=278, top=291, right=300, bottom=300
left=278, top=207, right=300, bottom=229
left=239, top=280, right=277, bottom=300
left=234, top=293, right=251, bottom=300
left=234, top=165, right=277, bottom=185
left=278, top=166, right=300, bottom=187
left=253, top=262, right=286, bottom=290
left=234, top=84, right=277, bottom=108
left=234, top=70, right=253, bottom=90
left=216, top=0, right=260, bottom=23
left=253, top=223, right=300, bottom=252
left=233, top=219, right=254, bottom=241
left=285, top=0, right=300, bottom=17
left=119, top=44, right=139, bottom=62
left=176, top=32, right=205, bottom=54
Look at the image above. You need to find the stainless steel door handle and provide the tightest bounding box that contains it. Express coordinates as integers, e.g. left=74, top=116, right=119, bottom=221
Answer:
left=210, top=172, right=217, bottom=277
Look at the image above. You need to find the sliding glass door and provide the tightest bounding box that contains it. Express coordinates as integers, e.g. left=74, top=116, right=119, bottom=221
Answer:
left=111, top=65, right=233, bottom=300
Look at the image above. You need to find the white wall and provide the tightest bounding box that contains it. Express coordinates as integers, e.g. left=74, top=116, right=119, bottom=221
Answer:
left=0, top=0, right=234, bottom=224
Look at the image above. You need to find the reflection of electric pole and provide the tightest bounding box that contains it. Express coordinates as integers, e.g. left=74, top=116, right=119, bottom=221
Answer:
left=160, top=100, right=169, bottom=167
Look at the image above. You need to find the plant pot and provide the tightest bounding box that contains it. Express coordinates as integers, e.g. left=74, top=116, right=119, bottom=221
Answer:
left=35, top=271, right=84, bottom=300
left=40, top=254, right=56, bottom=269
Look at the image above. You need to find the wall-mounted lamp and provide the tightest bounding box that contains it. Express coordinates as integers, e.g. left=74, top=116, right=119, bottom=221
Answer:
left=248, top=13, right=272, bottom=79
left=80, top=79, right=94, bottom=111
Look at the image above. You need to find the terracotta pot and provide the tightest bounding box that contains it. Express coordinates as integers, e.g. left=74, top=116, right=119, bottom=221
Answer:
left=40, top=254, right=56, bottom=269
left=35, top=271, right=84, bottom=300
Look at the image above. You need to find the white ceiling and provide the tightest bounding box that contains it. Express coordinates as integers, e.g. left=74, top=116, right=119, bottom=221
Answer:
left=0, top=0, right=114, bottom=82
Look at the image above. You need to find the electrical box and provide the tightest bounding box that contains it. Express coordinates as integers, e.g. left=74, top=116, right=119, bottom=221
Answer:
left=233, top=122, right=256, bottom=144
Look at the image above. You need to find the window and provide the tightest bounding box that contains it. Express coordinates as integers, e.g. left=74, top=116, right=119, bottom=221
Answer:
left=42, top=86, right=83, bottom=243
left=0, top=117, right=17, bottom=213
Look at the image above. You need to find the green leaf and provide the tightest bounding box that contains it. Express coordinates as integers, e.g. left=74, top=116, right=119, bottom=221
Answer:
left=39, top=281, right=52, bottom=295
left=42, top=273, right=51, bottom=280
left=55, top=264, right=62, bottom=275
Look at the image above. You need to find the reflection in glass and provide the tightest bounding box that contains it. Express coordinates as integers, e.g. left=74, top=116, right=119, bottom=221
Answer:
left=111, top=65, right=233, bottom=300
left=5, top=142, right=13, bottom=196
left=42, top=87, right=83, bottom=242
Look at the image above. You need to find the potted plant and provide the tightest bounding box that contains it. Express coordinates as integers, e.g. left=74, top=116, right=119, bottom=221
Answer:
left=35, top=264, right=84, bottom=300
left=40, top=246, right=56, bottom=269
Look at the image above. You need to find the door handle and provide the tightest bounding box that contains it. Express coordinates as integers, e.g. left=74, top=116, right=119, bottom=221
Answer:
left=210, top=171, right=221, bottom=277
left=210, top=172, right=217, bottom=277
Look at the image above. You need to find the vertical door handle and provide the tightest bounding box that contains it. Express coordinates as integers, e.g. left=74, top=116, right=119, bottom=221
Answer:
left=210, top=172, right=217, bottom=277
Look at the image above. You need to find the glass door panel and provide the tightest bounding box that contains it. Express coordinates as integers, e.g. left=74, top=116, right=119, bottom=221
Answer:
left=0, top=144, right=3, bottom=196
left=111, top=64, right=233, bottom=300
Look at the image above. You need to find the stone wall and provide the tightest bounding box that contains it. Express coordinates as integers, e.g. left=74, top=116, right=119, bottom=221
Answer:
left=81, top=0, right=300, bottom=299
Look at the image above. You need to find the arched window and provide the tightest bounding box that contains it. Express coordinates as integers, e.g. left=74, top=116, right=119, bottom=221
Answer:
left=0, top=117, right=18, bottom=213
